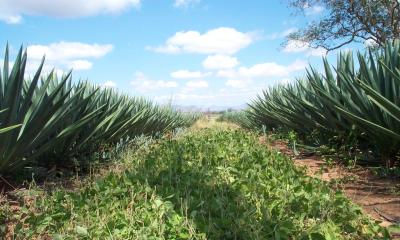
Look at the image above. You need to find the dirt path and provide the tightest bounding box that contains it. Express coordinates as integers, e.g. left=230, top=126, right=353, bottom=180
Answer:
left=265, top=138, right=400, bottom=233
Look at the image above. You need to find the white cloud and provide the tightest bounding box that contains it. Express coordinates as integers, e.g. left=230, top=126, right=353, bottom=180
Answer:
left=216, top=59, right=307, bottom=90
left=279, top=78, right=293, bottom=85
left=225, top=79, right=248, bottom=88
left=305, top=5, right=324, bottom=15
left=216, top=69, right=237, bottom=78
left=202, top=55, right=239, bottom=69
left=238, top=63, right=288, bottom=78
left=287, top=59, right=309, bottom=72
left=307, top=47, right=327, bottom=57
left=21, top=60, right=62, bottom=77
left=283, top=19, right=298, bottom=26
left=180, top=80, right=209, bottom=93
left=266, top=27, right=297, bottom=40
left=0, top=0, right=140, bottom=23
left=185, top=80, right=208, bottom=89
left=155, top=87, right=262, bottom=107
left=283, top=40, right=309, bottom=53
left=283, top=40, right=327, bottom=57
left=170, top=70, right=210, bottom=79
left=67, top=60, right=93, bottom=70
left=156, top=93, right=213, bottom=101
left=24, top=41, right=113, bottom=72
left=102, top=80, right=117, bottom=88
left=0, top=15, right=22, bottom=24
left=174, top=0, right=200, bottom=8
left=148, top=27, right=256, bottom=55
left=27, top=42, right=113, bottom=61
left=131, top=72, right=178, bottom=92
left=282, top=28, right=298, bottom=37
left=215, top=59, right=307, bottom=90
left=237, top=60, right=307, bottom=78
left=364, top=39, right=378, bottom=47
left=1, top=59, right=69, bottom=78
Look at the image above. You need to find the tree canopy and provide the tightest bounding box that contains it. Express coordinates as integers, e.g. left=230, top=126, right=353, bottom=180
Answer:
left=286, top=0, right=400, bottom=51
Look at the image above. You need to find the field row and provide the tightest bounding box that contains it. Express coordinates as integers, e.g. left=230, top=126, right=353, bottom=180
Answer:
left=0, top=46, right=199, bottom=176
left=225, top=41, right=400, bottom=167
left=2, top=127, right=388, bottom=239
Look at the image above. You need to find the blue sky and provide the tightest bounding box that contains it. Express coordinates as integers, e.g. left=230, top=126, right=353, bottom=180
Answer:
left=0, top=0, right=365, bottom=108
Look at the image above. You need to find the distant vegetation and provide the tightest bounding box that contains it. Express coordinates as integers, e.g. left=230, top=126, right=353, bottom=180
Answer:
left=230, top=41, right=400, bottom=166
left=0, top=46, right=200, bottom=176
left=216, top=111, right=253, bottom=129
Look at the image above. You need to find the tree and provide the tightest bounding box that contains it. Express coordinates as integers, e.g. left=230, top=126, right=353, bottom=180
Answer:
left=285, top=0, right=400, bottom=51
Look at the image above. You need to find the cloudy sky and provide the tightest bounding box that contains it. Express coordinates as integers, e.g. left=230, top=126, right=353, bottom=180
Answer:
left=0, top=0, right=363, bottom=107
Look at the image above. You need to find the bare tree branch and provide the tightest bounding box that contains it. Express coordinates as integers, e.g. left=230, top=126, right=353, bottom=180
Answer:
left=285, top=0, right=400, bottom=50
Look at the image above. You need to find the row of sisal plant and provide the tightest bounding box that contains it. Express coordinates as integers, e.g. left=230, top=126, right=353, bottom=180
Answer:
left=217, top=111, right=255, bottom=129
left=245, top=41, right=400, bottom=166
left=0, top=46, right=200, bottom=174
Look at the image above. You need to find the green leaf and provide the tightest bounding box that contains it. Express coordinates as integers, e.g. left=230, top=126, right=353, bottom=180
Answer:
left=75, top=226, right=88, bottom=236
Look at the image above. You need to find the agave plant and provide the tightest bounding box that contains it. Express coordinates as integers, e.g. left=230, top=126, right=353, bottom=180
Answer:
left=246, top=40, right=400, bottom=165
left=0, top=109, right=21, bottom=134
left=0, top=45, right=199, bottom=174
left=309, top=42, right=400, bottom=160
left=0, top=46, right=100, bottom=172
left=217, top=111, right=256, bottom=129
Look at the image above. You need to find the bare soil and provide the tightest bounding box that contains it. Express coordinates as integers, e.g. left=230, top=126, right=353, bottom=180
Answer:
left=263, top=137, right=400, bottom=233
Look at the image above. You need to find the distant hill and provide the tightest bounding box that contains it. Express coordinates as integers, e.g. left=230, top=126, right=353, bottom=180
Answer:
left=173, top=105, right=246, bottom=113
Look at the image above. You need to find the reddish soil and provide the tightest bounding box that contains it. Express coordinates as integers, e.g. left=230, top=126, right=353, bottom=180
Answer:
left=263, top=137, right=400, bottom=233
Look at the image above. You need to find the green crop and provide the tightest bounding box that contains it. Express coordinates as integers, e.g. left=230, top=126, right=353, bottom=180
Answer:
left=244, top=41, right=400, bottom=165
left=0, top=45, right=199, bottom=174
left=0, top=109, right=21, bottom=134
left=9, top=128, right=388, bottom=239
left=216, top=111, right=255, bottom=129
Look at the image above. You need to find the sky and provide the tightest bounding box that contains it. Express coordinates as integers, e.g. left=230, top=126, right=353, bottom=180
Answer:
left=0, top=0, right=366, bottom=108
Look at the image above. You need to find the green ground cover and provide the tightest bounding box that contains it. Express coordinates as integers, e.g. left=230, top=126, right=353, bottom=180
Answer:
left=2, top=123, right=388, bottom=239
